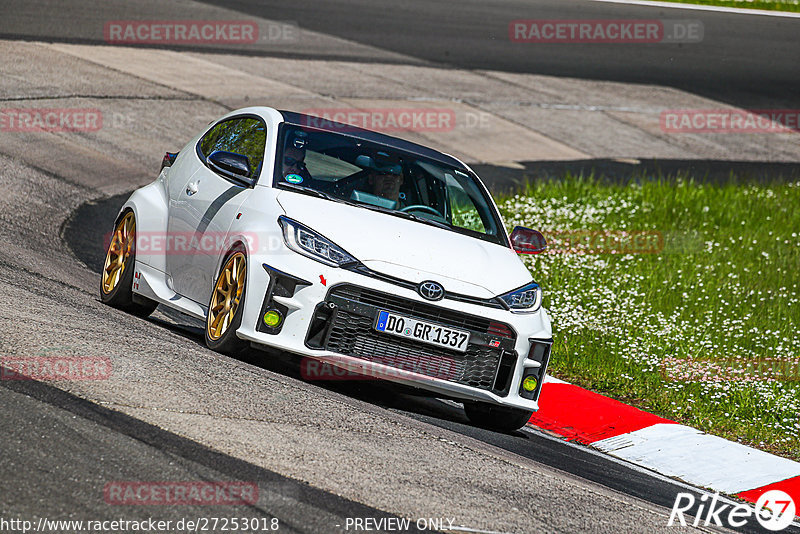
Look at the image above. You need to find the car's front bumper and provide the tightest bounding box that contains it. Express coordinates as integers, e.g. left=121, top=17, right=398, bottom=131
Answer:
left=236, top=254, right=552, bottom=411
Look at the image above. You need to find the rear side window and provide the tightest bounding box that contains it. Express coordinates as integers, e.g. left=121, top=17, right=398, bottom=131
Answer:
left=198, top=117, right=267, bottom=178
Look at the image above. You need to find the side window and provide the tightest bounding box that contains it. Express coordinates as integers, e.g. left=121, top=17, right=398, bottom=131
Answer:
left=198, top=117, right=267, bottom=178
left=446, top=173, right=488, bottom=234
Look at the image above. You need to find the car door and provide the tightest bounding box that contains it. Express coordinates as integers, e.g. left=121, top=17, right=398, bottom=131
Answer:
left=166, top=115, right=267, bottom=305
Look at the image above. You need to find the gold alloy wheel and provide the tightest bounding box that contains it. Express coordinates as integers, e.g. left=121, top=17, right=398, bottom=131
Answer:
left=101, top=212, right=135, bottom=294
left=207, top=252, right=246, bottom=341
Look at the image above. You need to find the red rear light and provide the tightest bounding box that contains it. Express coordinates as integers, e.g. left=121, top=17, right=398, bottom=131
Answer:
left=161, top=151, right=178, bottom=171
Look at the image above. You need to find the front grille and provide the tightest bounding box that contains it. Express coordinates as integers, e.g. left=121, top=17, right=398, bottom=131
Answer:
left=326, top=309, right=501, bottom=390
left=312, top=284, right=517, bottom=393
left=331, top=285, right=493, bottom=333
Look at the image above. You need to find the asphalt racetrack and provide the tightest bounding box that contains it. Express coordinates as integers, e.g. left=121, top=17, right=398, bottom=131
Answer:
left=0, top=0, right=798, bottom=533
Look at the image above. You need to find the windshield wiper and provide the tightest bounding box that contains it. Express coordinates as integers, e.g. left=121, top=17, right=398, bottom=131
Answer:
left=277, top=182, right=343, bottom=203
left=357, top=203, right=452, bottom=231
left=396, top=211, right=452, bottom=230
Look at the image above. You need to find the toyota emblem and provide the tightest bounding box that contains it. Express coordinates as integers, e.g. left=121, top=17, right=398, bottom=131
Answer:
left=418, top=281, right=444, bottom=301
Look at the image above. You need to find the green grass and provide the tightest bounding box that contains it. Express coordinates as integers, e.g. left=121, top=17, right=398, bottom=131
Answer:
left=497, top=174, right=800, bottom=460
left=657, top=0, right=800, bottom=12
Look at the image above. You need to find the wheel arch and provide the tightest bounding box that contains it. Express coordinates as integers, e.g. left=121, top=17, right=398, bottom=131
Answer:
left=213, top=238, right=250, bottom=281
left=119, top=177, right=170, bottom=272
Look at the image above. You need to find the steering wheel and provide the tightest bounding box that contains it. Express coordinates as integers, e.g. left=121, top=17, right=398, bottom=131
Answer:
left=400, top=204, right=444, bottom=219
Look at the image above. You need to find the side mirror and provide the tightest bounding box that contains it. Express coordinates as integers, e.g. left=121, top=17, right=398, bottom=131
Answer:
left=510, top=226, right=547, bottom=254
left=207, top=150, right=254, bottom=186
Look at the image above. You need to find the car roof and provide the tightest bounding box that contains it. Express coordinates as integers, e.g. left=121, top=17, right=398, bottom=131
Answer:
left=278, top=110, right=465, bottom=169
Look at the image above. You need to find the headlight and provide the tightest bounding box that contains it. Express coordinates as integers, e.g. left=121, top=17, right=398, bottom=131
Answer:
left=279, top=216, right=358, bottom=267
left=498, top=282, right=542, bottom=312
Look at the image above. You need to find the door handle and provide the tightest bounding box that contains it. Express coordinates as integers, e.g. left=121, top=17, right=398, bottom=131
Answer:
left=186, top=181, right=199, bottom=196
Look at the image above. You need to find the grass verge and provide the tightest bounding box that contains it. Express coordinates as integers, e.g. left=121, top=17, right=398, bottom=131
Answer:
left=654, top=0, right=799, bottom=12
left=497, top=174, right=800, bottom=460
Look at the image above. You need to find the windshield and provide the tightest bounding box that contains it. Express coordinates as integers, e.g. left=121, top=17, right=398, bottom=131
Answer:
left=273, top=124, right=507, bottom=246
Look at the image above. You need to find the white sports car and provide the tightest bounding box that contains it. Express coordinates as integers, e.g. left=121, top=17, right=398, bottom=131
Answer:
left=101, top=107, right=552, bottom=431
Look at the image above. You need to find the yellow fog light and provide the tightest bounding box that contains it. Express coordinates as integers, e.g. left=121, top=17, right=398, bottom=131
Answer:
left=522, top=375, right=538, bottom=392
left=263, top=310, right=283, bottom=328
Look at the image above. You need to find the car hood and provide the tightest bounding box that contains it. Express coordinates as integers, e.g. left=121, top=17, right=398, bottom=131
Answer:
left=277, top=191, right=533, bottom=298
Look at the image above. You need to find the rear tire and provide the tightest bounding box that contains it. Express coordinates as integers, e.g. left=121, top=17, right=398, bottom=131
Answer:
left=205, top=248, right=249, bottom=355
left=463, top=401, right=533, bottom=432
left=100, top=210, right=158, bottom=318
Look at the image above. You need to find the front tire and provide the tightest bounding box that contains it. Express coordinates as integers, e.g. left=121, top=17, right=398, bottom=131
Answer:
left=463, top=401, right=533, bottom=432
left=205, top=249, right=249, bottom=355
left=100, top=210, right=158, bottom=317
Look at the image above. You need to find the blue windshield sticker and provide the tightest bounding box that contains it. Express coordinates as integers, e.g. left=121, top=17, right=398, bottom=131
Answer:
left=285, top=174, right=304, bottom=184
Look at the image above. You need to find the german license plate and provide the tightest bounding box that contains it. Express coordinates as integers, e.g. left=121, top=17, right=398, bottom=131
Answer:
left=374, top=310, right=470, bottom=353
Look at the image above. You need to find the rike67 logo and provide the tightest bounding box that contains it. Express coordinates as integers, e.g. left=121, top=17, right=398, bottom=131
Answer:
left=754, top=491, right=797, bottom=531
left=669, top=490, right=796, bottom=531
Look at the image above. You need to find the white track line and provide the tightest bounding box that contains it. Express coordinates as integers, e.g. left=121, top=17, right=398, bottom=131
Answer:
left=586, top=0, right=800, bottom=18
left=525, top=425, right=800, bottom=529
left=523, top=425, right=718, bottom=492
left=593, top=423, right=800, bottom=494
